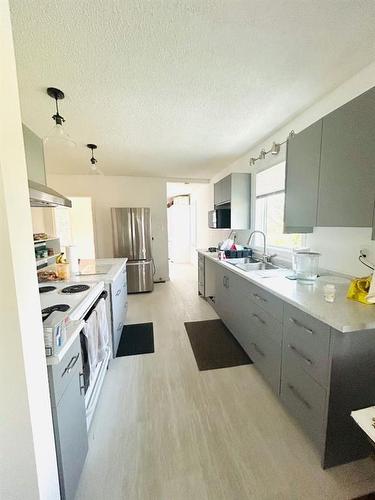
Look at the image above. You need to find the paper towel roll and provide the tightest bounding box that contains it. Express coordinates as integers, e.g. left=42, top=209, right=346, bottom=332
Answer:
left=66, top=245, right=79, bottom=274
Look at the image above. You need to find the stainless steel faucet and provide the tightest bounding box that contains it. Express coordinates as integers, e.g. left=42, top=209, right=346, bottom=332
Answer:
left=247, top=230, right=268, bottom=262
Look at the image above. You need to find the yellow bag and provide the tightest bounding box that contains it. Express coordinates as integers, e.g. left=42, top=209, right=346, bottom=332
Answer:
left=347, top=276, right=372, bottom=305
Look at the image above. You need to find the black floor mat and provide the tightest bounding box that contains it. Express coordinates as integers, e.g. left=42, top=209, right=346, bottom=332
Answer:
left=116, top=322, right=154, bottom=357
left=184, top=319, right=252, bottom=371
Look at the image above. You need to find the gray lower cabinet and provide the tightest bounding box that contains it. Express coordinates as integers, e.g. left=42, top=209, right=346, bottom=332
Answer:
left=208, top=260, right=375, bottom=468
left=198, top=253, right=205, bottom=296
left=48, top=336, right=88, bottom=500
left=280, top=350, right=327, bottom=450
left=110, top=264, right=128, bottom=356
left=284, top=120, right=322, bottom=233
left=317, top=87, right=375, bottom=227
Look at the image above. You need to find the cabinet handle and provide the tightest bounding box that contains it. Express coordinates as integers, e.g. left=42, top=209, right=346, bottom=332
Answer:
left=253, top=293, right=267, bottom=302
left=287, top=383, right=311, bottom=409
left=288, top=344, right=313, bottom=366
left=250, top=342, right=265, bottom=357
left=62, top=353, right=79, bottom=377
left=115, top=288, right=121, bottom=296
left=79, top=372, right=85, bottom=396
left=251, top=313, right=266, bottom=325
left=289, top=317, right=313, bottom=335
left=117, top=322, right=123, bottom=331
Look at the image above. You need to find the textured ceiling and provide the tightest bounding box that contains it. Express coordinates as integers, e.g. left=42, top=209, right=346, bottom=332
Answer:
left=10, top=0, right=375, bottom=178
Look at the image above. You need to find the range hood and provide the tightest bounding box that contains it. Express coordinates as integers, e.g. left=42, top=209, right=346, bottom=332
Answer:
left=28, top=180, right=72, bottom=208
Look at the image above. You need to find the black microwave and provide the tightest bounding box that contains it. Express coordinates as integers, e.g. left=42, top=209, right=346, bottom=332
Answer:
left=208, top=209, right=231, bottom=229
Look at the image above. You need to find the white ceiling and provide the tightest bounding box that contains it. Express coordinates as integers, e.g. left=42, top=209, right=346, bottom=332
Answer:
left=10, top=0, right=375, bottom=179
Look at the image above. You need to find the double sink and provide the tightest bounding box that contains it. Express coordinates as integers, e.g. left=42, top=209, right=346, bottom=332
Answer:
left=225, top=257, right=283, bottom=273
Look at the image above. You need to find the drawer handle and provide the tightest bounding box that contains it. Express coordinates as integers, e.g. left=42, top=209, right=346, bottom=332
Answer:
left=79, top=372, right=85, bottom=396
left=62, top=353, right=79, bottom=377
left=253, top=293, right=267, bottom=302
left=115, top=289, right=121, bottom=296
left=252, top=313, right=266, bottom=325
left=250, top=342, right=265, bottom=357
left=289, top=317, right=313, bottom=335
left=288, top=344, right=313, bottom=366
left=287, top=383, right=311, bottom=409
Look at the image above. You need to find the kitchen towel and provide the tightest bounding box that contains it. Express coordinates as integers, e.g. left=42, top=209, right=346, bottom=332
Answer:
left=95, top=298, right=110, bottom=360
left=83, top=310, right=99, bottom=383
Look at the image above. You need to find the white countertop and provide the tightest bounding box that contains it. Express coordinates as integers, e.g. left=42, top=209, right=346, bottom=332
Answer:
left=351, top=407, right=375, bottom=443
left=199, top=250, right=375, bottom=333
left=46, top=320, right=85, bottom=365
left=42, top=258, right=127, bottom=285
left=74, top=258, right=127, bottom=283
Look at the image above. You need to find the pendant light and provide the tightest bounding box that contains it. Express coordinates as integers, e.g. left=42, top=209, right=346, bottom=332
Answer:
left=44, top=87, right=76, bottom=148
left=87, top=144, right=103, bottom=175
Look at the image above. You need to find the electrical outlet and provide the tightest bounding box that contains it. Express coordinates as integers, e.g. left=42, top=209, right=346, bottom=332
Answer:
left=360, top=248, right=368, bottom=258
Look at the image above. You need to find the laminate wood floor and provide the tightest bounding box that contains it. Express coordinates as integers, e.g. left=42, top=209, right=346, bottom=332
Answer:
left=76, top=263, right=375, bottom=500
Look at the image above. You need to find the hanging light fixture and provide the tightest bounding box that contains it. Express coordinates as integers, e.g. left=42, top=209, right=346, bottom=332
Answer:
left=87, top=144, right=103, bottom=175
left=259, top=149, right=266, bottom=160
left=44, top=87, right=76, bottom=148
left=270, top=142, right=280, bottom=155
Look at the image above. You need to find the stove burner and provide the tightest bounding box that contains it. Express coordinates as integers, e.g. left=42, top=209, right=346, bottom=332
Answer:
left=39, top=286, right=57, bottom=294
left=61, top=284, right=90, bottom=294
left=42, top=304, right=70, bottom=321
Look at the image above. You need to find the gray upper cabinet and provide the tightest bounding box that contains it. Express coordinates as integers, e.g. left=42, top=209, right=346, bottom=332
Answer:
left=317, top=87, right=375, bottom=227
left=284, top=120, right=322, bottom=233
left=214, top=175, right=232, bottom=206
left=22, top=124, right=46, bottom=185
left=213, top=173, right=251, bottom=229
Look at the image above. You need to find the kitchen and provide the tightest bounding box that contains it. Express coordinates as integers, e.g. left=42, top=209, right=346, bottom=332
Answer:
left=3, top=2, right=375, bottom=500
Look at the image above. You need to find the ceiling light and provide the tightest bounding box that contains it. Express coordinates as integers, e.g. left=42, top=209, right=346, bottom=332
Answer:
left=44, top=87, right=76, bottom=148
left=270, top=142, right=280, bottom=155
left=87, top=144, right=103, bottom=175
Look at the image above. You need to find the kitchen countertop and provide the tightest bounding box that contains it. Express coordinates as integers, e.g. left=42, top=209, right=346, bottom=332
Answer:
left=74, top=258, right=127, bottom=283
left=41, top=258, right=127, bottom=284
left=198, top=250, right=375, bottom=333
left=351, top=407, right=375, bottom=443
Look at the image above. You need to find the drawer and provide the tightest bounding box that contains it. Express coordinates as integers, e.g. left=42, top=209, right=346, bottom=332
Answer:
left=247, top=282, right=284, bottom=322
left=48, top=335, right=83, bottom=407
left=283, top=304, right=331, bottom=387
left=247, top=326, right=281, bottom=395
left=281, top=350, right=327, bottom=450
left=245, top=299, right=283, bottom=345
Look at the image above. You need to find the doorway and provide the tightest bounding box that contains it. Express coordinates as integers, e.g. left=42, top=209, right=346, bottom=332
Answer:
left=167, top=182, right=200, bottom=278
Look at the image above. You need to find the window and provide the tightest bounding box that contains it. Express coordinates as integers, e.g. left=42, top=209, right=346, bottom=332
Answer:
left=254, top=163, right=304, bottom=250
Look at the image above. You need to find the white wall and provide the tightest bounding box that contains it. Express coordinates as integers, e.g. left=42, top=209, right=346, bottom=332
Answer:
left=0, top=2, right=60, bottom=498
left=48, top=174, right=169, bottom=281
left=208, top=60, right=375, bottom=276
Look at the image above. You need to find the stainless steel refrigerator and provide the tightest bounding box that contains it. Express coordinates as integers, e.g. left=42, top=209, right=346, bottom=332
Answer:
left=111, top=208, right=154, bottom=293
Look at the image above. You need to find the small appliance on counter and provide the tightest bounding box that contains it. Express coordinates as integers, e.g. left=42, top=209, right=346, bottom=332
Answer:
left=293, top=250, right=320, bottom=281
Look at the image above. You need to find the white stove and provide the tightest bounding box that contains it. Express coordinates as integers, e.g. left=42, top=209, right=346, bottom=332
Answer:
left=39, top=281, right=104, bottom=321
left=39, top=280, right=104, bottom=356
